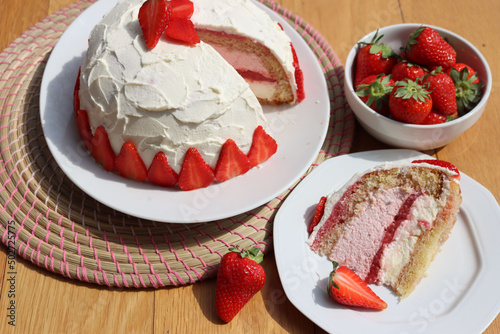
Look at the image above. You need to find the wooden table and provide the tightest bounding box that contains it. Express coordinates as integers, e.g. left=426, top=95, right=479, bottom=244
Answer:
left=1, top=0, right=499, bottom=333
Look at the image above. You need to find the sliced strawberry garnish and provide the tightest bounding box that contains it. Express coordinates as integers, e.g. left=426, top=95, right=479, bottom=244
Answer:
left=290, top=43, right=305, bottom=102
left=75, top=109, right=93, bottom=152
left=308, top=196, right=327, bottom=234
left=247, top=126, right=278, bottom=168
left=138, top=0, right=173, bottom=49
left=165, top=18, right=200, bottom=45
left=115, top=142, right=148, bottom=182
left=328, top=261, right=387, bottom=310
left=91, top=126, right=116, bottom=172
left=74, top=67, right=81, bottom=114
left=412, top=159, right=460, bottom=179
left=147, top=151, right=179, bottom=187
left=178, top=147, right=215, bottom=191
left=171, top=0, right=194, bottom=19
left=214, top=139, right=251, bottom=183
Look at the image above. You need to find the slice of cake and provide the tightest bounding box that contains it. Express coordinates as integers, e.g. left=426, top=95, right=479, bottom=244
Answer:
left=75, top=0, right=291, bottom=190
left=307, top=160, right=462, bottom=298
left=192, top=0, right=304, bottom=104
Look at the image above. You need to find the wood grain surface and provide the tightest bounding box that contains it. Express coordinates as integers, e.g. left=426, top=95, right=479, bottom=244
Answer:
left=1, top=0, right=499, bottom=333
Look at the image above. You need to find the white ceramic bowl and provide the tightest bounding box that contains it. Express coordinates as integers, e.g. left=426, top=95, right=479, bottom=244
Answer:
left=344, top=23, right=492, bottom=150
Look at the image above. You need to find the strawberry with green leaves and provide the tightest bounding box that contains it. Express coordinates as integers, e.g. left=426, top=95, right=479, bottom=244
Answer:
left=355, top=74, right=394, bottom=116
left=327, top=261, right=387, bottom=310
left=446, top=63, right=484, bottom=114
left=404, top=26, right=456, bottom=69
left=354, top=30, right=397, bottom=87
left=216, top=247, right=266, bottom=323
left=421, top=67, right=457, bottom=116
left=389, top=79, right=433, bottom=124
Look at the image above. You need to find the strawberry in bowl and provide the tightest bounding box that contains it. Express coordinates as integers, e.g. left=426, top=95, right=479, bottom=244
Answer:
left=344, top=24, right=492, bottom=150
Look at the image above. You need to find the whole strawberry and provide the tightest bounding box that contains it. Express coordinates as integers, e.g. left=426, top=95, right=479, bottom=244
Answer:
left=354, top=30, right=397, bottom=87
left=421, top=110, right=448, bottom=124
left=389, top=79, right=433, bottom=124
left=355, top=74, right=395, bottom=116
left=422, top=68, right=457, bottom=116
left=390, top=61, right=427, bottom=82
left=404, top=26, right=456, bottom=68
left=216, top=247, right=266, bottom=323
left=327, top=261, right=387, bottom=310
left=446, top=63, right=484, bottom=114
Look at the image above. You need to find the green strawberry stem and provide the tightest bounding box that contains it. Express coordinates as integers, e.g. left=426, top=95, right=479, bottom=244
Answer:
left=329, top=261, right=340, bottom=290
left=394, top=79, right=431, bottom=102
left=356, top=74, right=393, bottom=110
left=228, top=246, right=264, bottom=263
left=449, top=67, right=484, bottom=114
left=358, top=29, right=397, bottom=59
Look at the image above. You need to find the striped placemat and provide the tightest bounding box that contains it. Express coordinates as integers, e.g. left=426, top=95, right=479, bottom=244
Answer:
left=0, top=0, right=354, bottom=287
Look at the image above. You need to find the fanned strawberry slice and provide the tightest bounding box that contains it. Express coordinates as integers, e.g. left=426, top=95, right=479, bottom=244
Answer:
left=178, top=148, right=215, bottom=191
left=308, top=196, right=327, bottom=233
left=75, top=109, right=93, bottom=152
left=115, top=142, right=148, bottom=182
left=412, top=159, right=460, bottom=179
left=91, top=126, right=116, bottom=172
left=328, top=261, right=387, bottom=310
left=247, top=126, right=278, bottom=168
left=171, top=0, right=194, bottom=19
left=147, top=151, right=179, bottom=187
left=165, top=18, right=200, bottom=45
left=215, top=139, right=251, bottom=182
left=139, top=0, right=173, bottom=49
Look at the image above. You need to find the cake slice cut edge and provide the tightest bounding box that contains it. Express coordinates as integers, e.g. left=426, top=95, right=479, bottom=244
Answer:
left=307, top=161, right=462, bottom=299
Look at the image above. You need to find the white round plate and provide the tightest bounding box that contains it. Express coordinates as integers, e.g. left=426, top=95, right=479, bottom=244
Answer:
left=39, top=0, right=330, bottom=223
left=274, top=149, right=500, bottom=334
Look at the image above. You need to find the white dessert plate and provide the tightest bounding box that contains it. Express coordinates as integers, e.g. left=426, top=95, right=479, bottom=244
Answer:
left=39, top=0, right=330, bottom=223
left=274, top=149, right=500, bottom=334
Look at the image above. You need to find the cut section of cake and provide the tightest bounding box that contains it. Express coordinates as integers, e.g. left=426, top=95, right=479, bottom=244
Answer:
left=307, top=160, right=462, bottom=298
left=192, top=0, right=304, bottom=104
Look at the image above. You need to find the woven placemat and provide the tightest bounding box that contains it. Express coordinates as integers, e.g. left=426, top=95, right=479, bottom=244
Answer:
left=0, top=0, right=354, bottom=287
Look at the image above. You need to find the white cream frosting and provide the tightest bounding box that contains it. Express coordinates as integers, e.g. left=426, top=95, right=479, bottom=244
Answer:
left=191, top=0, right=297, bottom=100
left=79, top=0, right=271, bottom=173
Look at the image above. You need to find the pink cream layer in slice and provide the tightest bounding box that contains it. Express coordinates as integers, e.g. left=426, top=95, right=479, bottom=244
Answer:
left=308, top=182, right=439, bottom=286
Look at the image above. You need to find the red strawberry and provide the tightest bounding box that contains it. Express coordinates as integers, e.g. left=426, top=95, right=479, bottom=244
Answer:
left=390, top=61, right=427, bottom=82
left=91, top=126, right=116, bottom=171
left=327, top=261, right=387, bottom=310
left=178, top=147, right=215, bottom=191
left=389, top=79, right=433, bottom=124
left=247, top=126, right=278, bottom=168
left=216, top=247, right=266, bottom=322
left=214, top=139, right=251, bottom=182
left=170, top=0, right=194, bottom=19
left=412, top=159, right=460, bottom=179
left=355, top=74, right=394, bottom=116
left=421, top=68, right=457, bottom=116
left=354, top=30, right=397, bottom=87
left=147, top=151, right=178, bottom=187
left=74, top=67, right=81, bottom=114
left=291, top=43, right=305, bottom=102
left=308, top=196, right=327, bottom=234
left=115, top=142, right=148, bottom=182
left=421, top=111, right=447, bottom=124
left=75, top=109, right=93, bottom=152
left=138, top=0, right=173, bottom=49
left=446, top=63, right=484, bottom=115
left=404, top=26, right=456, bottom=68
left=165, top=18, right=200, bottom=45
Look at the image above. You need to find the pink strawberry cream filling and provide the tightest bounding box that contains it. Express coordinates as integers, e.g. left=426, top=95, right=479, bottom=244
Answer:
left=308, top=180, right=441, bottom=286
